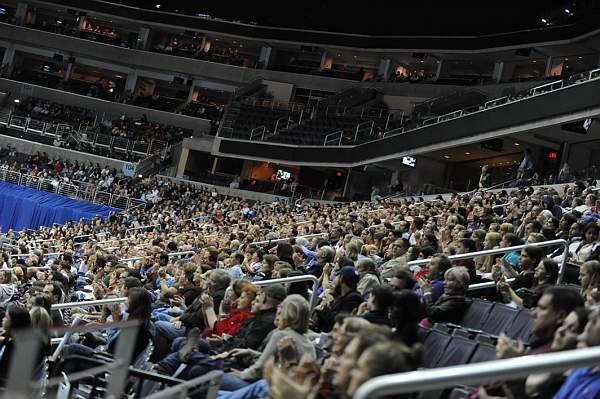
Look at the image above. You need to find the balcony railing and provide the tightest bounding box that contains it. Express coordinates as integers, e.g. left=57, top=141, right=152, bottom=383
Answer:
left=0, top=168, right=147, bottom=210
left=1, top=111, right=168, bottom=157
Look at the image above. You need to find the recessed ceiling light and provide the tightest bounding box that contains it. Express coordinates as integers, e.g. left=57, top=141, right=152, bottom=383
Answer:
left=532, top=60, right=536, bottom=63
left=514, top=143, right=520, bottom=146
left=541, top=18, right=547, bottom=23
left=444, top=155, right=451, bottom=159
left=465, top=152, right=471, bottom=155
left=564, top=8, right=570, bottom=13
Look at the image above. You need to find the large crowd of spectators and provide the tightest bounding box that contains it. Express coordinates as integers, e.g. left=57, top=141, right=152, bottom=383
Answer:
left=0, top=163, right=597, bottom=398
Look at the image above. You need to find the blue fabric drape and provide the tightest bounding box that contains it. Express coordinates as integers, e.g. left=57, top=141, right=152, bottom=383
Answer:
left=0, top=182, right=118, bottom=231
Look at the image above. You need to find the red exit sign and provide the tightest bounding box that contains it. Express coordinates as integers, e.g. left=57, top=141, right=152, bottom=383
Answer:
left=548, top=152, right=558, bottom=159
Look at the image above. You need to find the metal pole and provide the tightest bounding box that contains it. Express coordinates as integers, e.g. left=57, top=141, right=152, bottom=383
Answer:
left=342, top=168, right=352, bottom=199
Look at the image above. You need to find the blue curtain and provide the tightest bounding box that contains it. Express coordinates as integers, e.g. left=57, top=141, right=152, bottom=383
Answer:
left=0, top=182, right=118, bottom=231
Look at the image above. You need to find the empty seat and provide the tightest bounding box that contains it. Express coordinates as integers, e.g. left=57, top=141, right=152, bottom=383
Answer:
left=422, top=329, right=452, bottom=368
left=436, top=336, right=478, bottom=367
left=469, top=342, right=496, bottom=363
left=480, top=303, right=519, bottom=336
left=506, top=309, right=534, bottom=343
left=460, top=299, right=493, bottom=331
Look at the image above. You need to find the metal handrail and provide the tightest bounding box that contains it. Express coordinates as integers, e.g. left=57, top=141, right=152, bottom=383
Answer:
left=251, top=232, right=328, bottom=246
left=253, top=274, right=320, bottom=312
left=323, top=130, right=343, bottom=146
left=51, top=297, right=128, bottom=310
left=353, top=346, right=600, bottom=399
left=407, top=239, right=569, bottom=289
left=249, top=125, right=266, bottom=141
left=370, top=67, right=600, bottom=145
left=119, top=250, right=195, bottom=263
left=126, top=223, right=160, bottom=232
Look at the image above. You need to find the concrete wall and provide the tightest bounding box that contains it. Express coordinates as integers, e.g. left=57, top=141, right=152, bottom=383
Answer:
left=0, top=78, right=211, bottom=134
left=0, top=133, right=128, bottom=169
left=382, top=95, right=430, bottom=113
left=262, top=80, right=294, bottom=102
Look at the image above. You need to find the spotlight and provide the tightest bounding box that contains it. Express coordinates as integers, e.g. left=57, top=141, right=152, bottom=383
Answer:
left=541, top=18, right=547, bottom=23
left=564, top=8, right=570, bottom=13
left=13, top=99, right=19, bottom=103
left=155, top=4, right=161, bottom=8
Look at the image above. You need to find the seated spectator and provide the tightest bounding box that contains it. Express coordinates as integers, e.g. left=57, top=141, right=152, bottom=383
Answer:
left=0, top=305, right=33, bottom=386
left=580, top=260, right=600, bottom=306
left=356, top=258, right=381, bottom=297
left=219, top=294, right=316, bottom=391
left=356, top=285, right=394, bottom=326
left=496, top=258, right=559, bottom=308
left=420, top=266, right=470, bottom=326
left=314, top=266, right=363, bottom=332
left=552, top=307, right=600, bottom=399
left=569, top=223, right=600, bottom=264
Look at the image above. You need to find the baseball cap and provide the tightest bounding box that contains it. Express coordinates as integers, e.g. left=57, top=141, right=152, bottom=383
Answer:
left=336, top=266, right=360, bottom=286
left=263, top=284, right=287, bottom=302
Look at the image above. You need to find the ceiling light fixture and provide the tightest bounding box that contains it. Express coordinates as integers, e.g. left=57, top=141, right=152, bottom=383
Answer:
left=465, top=152, right=471, bottom=155
left=541, top=18, right=547, bottom=23
left=564, top=8, right=570, bottom=13
left=514, top=143, right=520, bottom=146
left=443, top=155, right=451, bottom=159
left=155, top=4, right=161, bottom=8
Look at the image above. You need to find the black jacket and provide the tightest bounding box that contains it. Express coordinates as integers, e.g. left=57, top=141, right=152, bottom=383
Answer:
left=221, top=307, right=277, bottom=352
left=362, top=310, right=393, bottom=326
left=425, top=294, right=468, bottom=324
left=180, top=287, right=226, bottom=329
left=317, top=289, right=363, bottom=332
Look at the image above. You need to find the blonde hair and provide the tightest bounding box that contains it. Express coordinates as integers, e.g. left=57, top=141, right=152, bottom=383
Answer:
left=500, top=223, right=514, bottom=235
left=528, top=233, right=545, bottom=243
left=30, top=306, right=51, bottom=330
left=279, top=294, right=310, bottom=333
left=444, top=266, right=471, bottom=294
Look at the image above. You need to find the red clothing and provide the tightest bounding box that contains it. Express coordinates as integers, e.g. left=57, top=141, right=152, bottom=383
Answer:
left=203, top=310, right=254, bottom=338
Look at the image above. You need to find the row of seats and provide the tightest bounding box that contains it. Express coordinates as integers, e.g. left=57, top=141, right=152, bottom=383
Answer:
left=422, top=327, right=497, bottom=368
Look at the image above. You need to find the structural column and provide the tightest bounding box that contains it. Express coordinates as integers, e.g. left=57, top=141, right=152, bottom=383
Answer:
left=64, top=55, right=75, bottom=81
left=492, top=61, right=504, bottom=83
left=14, top=2, right=28, bottom=25
left=176, top=147, right=189, bottom=177
left=378, top=58, right=391, bottom=81
left=434, top=59, right=443, bottom=81
left=138, top=26, right=151, bottom=50
left=124, top=68, right=138, bottom=93
left=1, top=43, right=15, bottom=77
left=544, top=56, right=553, bottom=77
left=342, top=168, right=352, bottom=199
left=258, top=46, right=272, bottom=69
left=319, top=51, right=331, bottom=71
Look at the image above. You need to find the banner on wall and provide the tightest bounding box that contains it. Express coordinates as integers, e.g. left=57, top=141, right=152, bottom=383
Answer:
left=122, top=163, right=137, bottom=177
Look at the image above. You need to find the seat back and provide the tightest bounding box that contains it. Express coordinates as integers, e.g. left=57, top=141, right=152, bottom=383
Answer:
left=418, top=325, right=431, bottom=343
left=422, top=329, right=452, bottom=368
left=563, top=262, right=581, bottom=285
left=469, top=342, right=497, bottom=363
left=460, top=299, right=493, bottom=330
left=480, top=303, right=519, bottom=336
left=506, top=308, right=534, bottom=343
left=436, top=336, right=478, bottom=367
